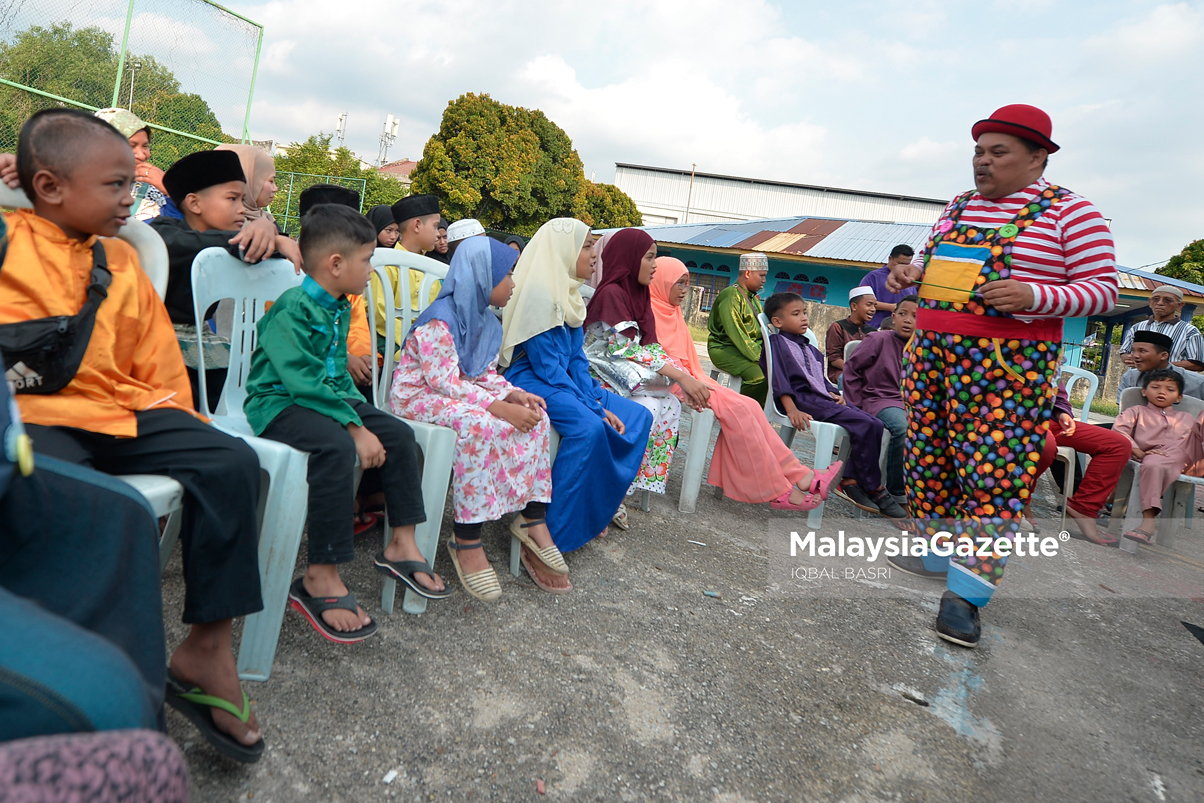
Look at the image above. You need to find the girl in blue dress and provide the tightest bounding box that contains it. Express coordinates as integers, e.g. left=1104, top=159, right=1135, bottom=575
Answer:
left=501, top=219, right=653, bottom=575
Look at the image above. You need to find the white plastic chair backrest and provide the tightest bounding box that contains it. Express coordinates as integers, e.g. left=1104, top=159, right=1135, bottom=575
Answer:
left=1118, top=385, right=1204, bottom=418
left=757, top=312, right=788, bottom=421
left=580, top=284, right=595, bottom=301
left=0, top=183, right=169, bottom=299
left=1058, top=365, right=1098, bottom=420
left=191, top=247, right=303, bottom=418
left=844, top=339, right=860, bottom=361
left=365, top=263, right=394, bottom=408
left=368, top=247, right=449, bottom=350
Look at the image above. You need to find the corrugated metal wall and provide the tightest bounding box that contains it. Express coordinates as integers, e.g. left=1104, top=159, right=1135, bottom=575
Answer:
left=615, top=166, right=946, bottom=227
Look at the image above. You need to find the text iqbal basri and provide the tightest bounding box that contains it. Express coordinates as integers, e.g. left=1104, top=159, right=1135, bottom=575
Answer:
left=788, top=531, right=1062, bottom=562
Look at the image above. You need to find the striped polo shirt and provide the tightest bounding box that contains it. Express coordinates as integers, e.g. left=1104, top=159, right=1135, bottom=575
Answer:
left=912, top=177, right=1118, bottom=321
left=1120, top=318, right=1204, bottom=365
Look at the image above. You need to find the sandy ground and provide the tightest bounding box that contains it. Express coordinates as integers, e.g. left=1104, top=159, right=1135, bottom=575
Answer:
left=159, top=402, right=1204, bottom=803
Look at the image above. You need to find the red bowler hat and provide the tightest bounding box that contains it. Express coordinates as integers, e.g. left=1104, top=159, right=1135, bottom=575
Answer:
left=971, top=104, right=1059, bottom=153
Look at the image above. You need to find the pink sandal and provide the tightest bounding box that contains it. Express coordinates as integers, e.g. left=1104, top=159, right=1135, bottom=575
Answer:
left=770, top=490, right=821, bottom=512
left=806, top=460, right=844, bottom=501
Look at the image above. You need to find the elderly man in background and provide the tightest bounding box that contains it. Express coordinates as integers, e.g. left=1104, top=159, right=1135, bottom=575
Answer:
left=707, top=253, right=770, bottom=406
left=1120, top=285, right=1204, bottom=372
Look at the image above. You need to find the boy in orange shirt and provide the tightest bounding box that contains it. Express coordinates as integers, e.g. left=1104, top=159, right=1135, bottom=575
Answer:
left=0, top=109, right=265, bottom=762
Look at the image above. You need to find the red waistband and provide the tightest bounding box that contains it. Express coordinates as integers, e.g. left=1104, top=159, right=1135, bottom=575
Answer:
left=915, top=309, right=1063, bottom=342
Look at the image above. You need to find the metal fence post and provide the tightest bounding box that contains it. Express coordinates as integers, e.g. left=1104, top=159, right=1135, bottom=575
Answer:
left=111, top=0, right=137, bottom=108
left=242, top=26, right=264, bottom=142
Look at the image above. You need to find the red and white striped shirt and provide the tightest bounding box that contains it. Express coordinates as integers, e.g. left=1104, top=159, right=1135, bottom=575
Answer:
left=912, top=178, right=1118, bottom=321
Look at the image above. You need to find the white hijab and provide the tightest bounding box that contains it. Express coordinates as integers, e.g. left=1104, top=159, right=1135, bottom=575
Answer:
left=499, top=218, right=591, bottom=367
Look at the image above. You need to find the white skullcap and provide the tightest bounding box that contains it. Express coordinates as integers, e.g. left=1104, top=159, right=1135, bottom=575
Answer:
left=447, top=219, right=486, bottom=242
left=849, top=286, right=876, bottom=302
left=738, top=253, right=769, bottom=271
left=1151, top=284, right=1183, bottom=300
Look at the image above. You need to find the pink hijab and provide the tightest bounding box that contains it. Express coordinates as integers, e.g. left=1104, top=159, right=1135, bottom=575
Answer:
left=650, top=257, right=715, bottom=386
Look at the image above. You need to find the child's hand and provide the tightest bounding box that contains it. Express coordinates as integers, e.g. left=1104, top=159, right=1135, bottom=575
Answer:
left=347, top=353, right=373, bottom=385
left=0, top=153, right=18, bottom=189
left=603, top=409, right=626, bottom=435
left=788, top=410, right=812, bottom=430
left=230, top=218, right=279, bottom=263
left=488, top=400, right=541, bottom=433
left=349, top=423, right=386, bottom=469
left=831, top=393, right=845, bottom=405
left=505, top=390, right=546, bottom=411
left=677, top=375, right=711, bottom=411
left=1131, top=447, right=1145, bottom=460
left=275, top=235, right=303, bottom=274
left=1056, top=412, right=1076, bottom=437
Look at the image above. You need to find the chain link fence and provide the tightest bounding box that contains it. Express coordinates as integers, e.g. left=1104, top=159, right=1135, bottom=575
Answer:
left=0, top=0, right=262, bottom=164
left=273, top=172, right=368, bottom=238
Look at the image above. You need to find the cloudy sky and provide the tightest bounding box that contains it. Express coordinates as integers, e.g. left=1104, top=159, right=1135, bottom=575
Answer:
left=226, top=0, right=1203, bottom=269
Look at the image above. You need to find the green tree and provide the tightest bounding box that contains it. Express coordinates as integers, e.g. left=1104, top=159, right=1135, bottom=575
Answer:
left=410, top=93, right=585, bottom=236
left=273, top=134, right=407, bottom=234
left=572, top=181, right=643, bottom=229
left=1156, top=238, right=1204, bottom=335
left=0, top=23, right=231, bottom=161
left=1157, top=238, right=1204, bottom=286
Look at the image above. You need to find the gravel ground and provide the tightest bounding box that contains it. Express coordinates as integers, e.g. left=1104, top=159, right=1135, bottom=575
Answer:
left=160, top=411, right=1204, bottom=803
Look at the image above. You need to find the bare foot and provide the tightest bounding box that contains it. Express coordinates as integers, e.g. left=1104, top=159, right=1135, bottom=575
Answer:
left=303, top=566, right=371, bottom=632
left=169, top=622, right=262, bottom=747
left=519, top=517, right=557, bottom=551
left=449, top=536, right=493, bottom=575
left=383, top=525, right=445, bottom=592
left=522, top=546, right=572, bottom=591
left=1065, top=505, right=1110, bottom=544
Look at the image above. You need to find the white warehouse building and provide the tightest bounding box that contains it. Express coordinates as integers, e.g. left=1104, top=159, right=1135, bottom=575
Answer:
left=613, top=163, right=949, bottom=227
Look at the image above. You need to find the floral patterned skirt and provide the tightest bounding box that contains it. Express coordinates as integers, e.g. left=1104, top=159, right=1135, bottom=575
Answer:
left=625, top=392, right=681, bottom=494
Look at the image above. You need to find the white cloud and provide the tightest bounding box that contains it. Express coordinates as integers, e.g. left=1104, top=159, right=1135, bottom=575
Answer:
left=220, top=0, right=1204, bottom=266
left=1085, top=2, right=1204, bottom=63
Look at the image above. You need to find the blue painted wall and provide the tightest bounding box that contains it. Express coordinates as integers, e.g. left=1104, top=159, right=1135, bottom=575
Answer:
left=663, top=244, right=1094, bottom=368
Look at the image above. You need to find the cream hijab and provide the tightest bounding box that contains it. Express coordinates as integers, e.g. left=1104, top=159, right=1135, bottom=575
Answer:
left=499, top=218, right=591, bottom=367
left=215, top=144, right=276, bottom=222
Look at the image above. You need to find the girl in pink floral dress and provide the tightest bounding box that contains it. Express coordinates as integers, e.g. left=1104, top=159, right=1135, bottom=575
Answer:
left=390, top=237, right=569, bottom=598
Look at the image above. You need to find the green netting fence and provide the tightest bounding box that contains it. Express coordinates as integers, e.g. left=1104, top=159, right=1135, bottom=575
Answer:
left=273, top=173, right=368, bottom=238
left=0, top=0, right=262, bottom=165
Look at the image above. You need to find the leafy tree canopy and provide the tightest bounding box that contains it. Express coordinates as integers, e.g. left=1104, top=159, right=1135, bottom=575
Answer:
left=411, top=93, right=632, bottom=237
left=0, top=23, right=231, bottom=164
left=272, top=134, right=407, bottom=233
left=573, top=181, right=643, bottom=229
left=1157, top=238, right=1204, bottom=287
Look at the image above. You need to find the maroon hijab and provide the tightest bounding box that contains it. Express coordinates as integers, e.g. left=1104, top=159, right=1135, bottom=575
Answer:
left=584, top=228, right=658, bottom=345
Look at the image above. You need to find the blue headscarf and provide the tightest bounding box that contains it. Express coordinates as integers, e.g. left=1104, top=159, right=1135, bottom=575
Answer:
left=413, top=236, right=517, bottom=378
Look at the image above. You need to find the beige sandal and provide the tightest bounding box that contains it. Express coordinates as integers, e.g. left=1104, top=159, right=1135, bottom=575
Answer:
left=509, top=515, right=568, bottom=575
left=446, top=537, right=501, bottom=601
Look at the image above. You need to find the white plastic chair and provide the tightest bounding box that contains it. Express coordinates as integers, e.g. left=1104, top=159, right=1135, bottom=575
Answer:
left=367, top=248, right=448, bottom=366
left=1111, top=387, right=1204, bottom=550
left=753, top=313, right=848, bottom=528
left=190, top=248, right=315, bottom=681
left=1051, top=366, right=1100, bottom=529
left=0, top=184, right=187, bottom=554
left=365, top=263, right=458, bottom=615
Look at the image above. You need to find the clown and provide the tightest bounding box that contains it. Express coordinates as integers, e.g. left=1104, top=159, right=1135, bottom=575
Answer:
left=886, top=104, right=1118, bottom=647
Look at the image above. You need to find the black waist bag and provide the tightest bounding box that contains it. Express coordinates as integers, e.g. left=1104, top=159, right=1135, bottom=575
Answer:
left=0, top=241, right=111, bottom=394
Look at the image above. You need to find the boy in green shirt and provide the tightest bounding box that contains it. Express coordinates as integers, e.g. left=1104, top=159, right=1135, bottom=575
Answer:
left=245, top=204, right=450, bottom=644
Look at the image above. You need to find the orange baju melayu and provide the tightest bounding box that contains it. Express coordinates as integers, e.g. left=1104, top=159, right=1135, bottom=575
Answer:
left=650, top=257, right=809, bottom=504
left=0, top=209, right=262, bottom=626
left=0, top=210, right=197, bottom=436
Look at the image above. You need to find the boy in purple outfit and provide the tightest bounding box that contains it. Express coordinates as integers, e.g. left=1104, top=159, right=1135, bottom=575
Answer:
left=859, top=244, right=918, bottom=330
left=762, top=292, right=907, bottom=521
left=843, top=296, right=918, bottom=499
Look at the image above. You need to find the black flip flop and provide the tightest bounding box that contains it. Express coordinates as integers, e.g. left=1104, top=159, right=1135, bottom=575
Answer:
left=287, top=577, right=379, bottom=643
left=165, top=669, right=265, bottom=763
left=373, top=553, right=453, bottom=600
